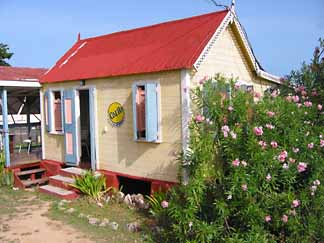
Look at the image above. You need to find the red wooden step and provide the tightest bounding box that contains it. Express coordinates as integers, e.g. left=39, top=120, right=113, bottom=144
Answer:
left=16, top=168, right=45, bottom=176
left=22, top=177, right=48, bottom=187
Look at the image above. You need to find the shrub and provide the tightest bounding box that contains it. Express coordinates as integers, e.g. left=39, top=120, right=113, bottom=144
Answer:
left=0, top=151, right=13, bottom=187
left=154, top=75, right=324, bottom=242
left=70, top=170, right=110, bottom=202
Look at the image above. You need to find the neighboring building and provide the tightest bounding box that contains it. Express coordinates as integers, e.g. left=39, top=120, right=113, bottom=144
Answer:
left=0, top=66, right=47, bottom=166
left=40, top=9, right=280, bottom=193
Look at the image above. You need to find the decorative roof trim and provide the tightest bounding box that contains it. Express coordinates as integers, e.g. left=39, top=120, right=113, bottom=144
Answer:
left=194, top=10, right=281, bottom=84
left=231, top=13, right=281, bottom=84
left=193, top=11, right=232, bottom=70
left=0, top=80, right=41, bottom=87
left=257, top=70, right=281, bottom=84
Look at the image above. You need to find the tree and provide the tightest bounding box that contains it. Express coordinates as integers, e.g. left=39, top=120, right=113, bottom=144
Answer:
left=0, top=43, right=13, bottom=66
left=281, top=38, right=324, bottom=102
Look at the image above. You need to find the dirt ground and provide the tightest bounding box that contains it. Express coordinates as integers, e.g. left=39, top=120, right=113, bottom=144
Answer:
left=0, top=195, right=93, bottom=243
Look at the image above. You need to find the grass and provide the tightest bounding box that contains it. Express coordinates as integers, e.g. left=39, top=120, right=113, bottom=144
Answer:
left=47, top=197, right=152, bottom=242
left=0, top=186, right=153, bottom=243
left=0, top=187, right=41, bottom=215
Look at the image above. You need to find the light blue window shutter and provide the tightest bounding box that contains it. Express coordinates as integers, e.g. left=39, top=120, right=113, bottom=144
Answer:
left=132, top=84, right=138, bottom=140
left=145, top=83, right=158, bottom=142
left=45, top=90, right=53, bottom=132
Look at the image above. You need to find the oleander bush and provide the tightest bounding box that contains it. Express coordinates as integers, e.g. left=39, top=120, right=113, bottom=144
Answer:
left=153, top=75, right=324, bottom=243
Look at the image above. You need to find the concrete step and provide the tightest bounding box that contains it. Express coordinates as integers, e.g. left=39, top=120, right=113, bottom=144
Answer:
left=22, top=177, right=48, bottom=187
left=59, top=167, right=86, bottom=178
left=39, top=185, right=79, bottom=200
left=49, top=175, right=75, bottom=190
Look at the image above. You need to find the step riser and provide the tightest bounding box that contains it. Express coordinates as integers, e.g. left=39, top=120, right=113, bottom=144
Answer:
left=39, top=187, right=79, bottom=200
left=49, top=178, right=78, bottom=192
left=59, top=170, right=82, bottom=178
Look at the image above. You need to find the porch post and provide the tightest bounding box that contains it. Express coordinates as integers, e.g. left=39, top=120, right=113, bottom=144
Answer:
left=26, top=97, right=31, bottom=137
left=1, top=88, right=10, bottom=167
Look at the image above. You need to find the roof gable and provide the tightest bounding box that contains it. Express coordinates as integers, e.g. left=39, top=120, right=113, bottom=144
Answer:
left=41, top=10, right=229, bottom=83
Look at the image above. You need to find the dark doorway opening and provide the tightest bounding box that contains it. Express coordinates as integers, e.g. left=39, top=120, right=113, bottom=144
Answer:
left=118, top=176, right=151, bottom=195
left=79, top=90, right=91, bottom=169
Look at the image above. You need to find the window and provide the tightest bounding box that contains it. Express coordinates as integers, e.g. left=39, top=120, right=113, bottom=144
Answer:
left=53, top=91, right=63, bottom=132
left=132, top=82, right=160, bottom=142
left=44, top=89, right=64, bottom=134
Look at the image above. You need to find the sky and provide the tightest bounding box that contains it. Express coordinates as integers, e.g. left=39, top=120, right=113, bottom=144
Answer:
left=0, top=0, right=323, bottom=77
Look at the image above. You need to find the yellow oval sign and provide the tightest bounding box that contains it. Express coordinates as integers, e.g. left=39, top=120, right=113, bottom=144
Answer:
left=108, top=102, right=125, bottom=127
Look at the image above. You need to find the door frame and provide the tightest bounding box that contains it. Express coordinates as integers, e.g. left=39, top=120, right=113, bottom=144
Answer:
left=75, top=86, right=98, bottom=171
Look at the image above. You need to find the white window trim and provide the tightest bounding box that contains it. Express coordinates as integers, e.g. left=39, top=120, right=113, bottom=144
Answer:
left=133, top=80, right=162, bottom=143
left=48, top=88, right=65, bottom=135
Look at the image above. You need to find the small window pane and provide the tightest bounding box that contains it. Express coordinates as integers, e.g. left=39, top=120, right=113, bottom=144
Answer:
left=136, top=85, right=146, bottom=139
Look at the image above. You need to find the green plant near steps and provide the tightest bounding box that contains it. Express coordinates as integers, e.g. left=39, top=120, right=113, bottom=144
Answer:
left=70, top=170, right=111, bottom=202
left=146, top=191, right=166, bottom=217
left=0, top=151, right=13, bottom=187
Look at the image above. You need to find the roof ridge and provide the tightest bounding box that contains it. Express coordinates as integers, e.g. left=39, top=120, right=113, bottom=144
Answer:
left=81, top=10, right=229, bottom=42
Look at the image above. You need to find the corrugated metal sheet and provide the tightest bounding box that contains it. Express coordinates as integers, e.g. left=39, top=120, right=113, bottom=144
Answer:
left=41, top=10, right=228, bottom=83
left=0, top=66, right=47, bottom=81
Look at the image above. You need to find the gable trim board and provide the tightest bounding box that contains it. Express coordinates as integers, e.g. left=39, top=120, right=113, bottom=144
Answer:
left=194, top=10, right=281, bottom=85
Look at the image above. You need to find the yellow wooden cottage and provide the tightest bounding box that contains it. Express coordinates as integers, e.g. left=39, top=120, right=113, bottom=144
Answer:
left=39, top=8, right=280, bottom=195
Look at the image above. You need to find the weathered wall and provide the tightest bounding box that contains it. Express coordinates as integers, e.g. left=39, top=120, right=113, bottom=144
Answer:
left=191, top=23, right=274, bottom=93
left=42, top=71, right=182, bottom=183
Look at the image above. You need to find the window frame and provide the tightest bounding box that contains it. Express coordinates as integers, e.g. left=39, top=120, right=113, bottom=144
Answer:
left=47, top=88, right=65, bottom=135
left=132, top=80, right=162, bottom=143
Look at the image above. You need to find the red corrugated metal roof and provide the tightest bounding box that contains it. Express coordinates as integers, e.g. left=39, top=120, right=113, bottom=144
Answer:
left=41, top=10, right=228, bottom=83
left=0, top=66, right=47, bottom=81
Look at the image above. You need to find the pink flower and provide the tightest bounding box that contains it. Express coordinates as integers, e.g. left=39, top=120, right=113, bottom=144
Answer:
left=318, top=104, right=323, bottom=111
left=234, top=82, right=241, bottom=90
left=297, top=162, right=307, bottom=173
left=304, top=101, right=312, bottom=107
left=230, top=131, right=237, bottom=139
left=282, top=214, right=288, bottom=223
left=222, top=125, right=230, bottom=133
left=228, top=106, right=234, bottom=112
left=222, top=125, right=230, bottom=138
left=253, top=126, right=263, bottom=136
left=312, top=90, right=318, bottom=96
left=266, top=124, right=275, bottom=130
left=271, top=90, right=279, bottom=98
left=254, top=92, right=261, bottom=98
left=199, top=76, right=207, bottom=85
left=301, top=90, right=307, bottom=96
left=289, top=158, right=296, bottom=163
left=267, top=111, right=275, bottom=117
left=278, top=150, right=288, bottom=162
left=313, top=180, right=320, bottom=186
left=232, top=159, right=240, bottom=167
left=292, top=95, right=300, bottom=103
left=241, top=160, right=247, bottom=167
left=241, top=184, right=248, bottom=191
left=308, top=143, right=314, bottom=149
left=265, top=215, right=272, bottom=222
left=297, top=103, right=302, bottom=108
left=258, top=141, right=267, bottom=149
left=293, top=147, right=299, bottom=153
left=292, top=199, right=300, bottom=208
left=271, top=141, right=278, bottom=148
left=161, top=200, right=169, bottom=208
left=266, top=174, right=272, bottom=181
left=195, top=115, right=205, bottom=123
left=283, top=163, right=289, bottom=169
